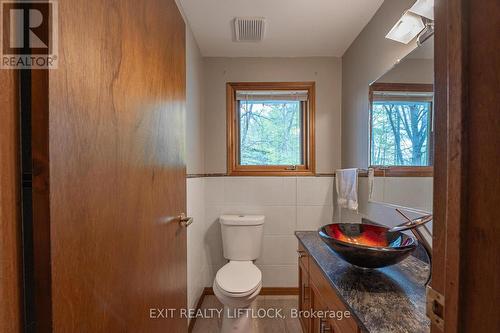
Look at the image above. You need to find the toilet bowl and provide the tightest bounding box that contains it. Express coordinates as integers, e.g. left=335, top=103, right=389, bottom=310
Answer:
left=214, top=261, right=262, bottom=333
left=213, top=261, right=262, bottom=306
left=214, top=215, right=265, bottom=333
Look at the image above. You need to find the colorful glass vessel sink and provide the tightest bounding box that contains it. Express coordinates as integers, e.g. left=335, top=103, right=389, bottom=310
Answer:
left=318, top=223, right=417, bottom=268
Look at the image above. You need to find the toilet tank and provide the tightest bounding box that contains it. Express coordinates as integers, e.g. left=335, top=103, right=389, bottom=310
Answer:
left=220, top=215, right=265, bottom=261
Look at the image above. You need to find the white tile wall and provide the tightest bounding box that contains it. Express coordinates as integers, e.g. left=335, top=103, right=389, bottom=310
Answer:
left=203, top=176, right=337, bottom=288
left=382, top=177, right=433, bottom=212
left=187, top=178, right=209, bottom=309
left=223, top=177, right=297, bottom=206
left=297, top=205, right=335, bottom=230
left=190, top=174, right=432, bottom=295
left=257, top=265, right=298, bottom=287
left=297, top=177, right=335, bottom=206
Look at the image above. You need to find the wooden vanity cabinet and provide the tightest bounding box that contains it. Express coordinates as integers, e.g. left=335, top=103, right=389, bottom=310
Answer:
left=298, top=244, right=311, bottom=333
left=311, top=288, right=335, bottom=333
left=298, top=244, right=361, bottom=333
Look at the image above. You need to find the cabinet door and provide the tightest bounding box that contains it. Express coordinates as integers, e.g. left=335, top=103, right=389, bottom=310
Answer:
left=299, top=263, right=311, bottom=332
left=312, top=287, right=334, bottom=333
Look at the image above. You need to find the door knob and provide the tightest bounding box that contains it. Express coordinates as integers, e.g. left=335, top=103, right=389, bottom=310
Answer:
left=178, top=213, right=193, bottom=227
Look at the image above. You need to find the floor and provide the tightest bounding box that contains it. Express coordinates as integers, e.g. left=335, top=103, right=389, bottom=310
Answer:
left=192, top=295, right=303, bottom=333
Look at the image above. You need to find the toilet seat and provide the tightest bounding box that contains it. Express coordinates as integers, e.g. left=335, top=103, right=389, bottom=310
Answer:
left=215, top=261, right=262, bottom=297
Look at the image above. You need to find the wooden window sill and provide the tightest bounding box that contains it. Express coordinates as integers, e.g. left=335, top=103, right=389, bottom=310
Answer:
left=228, top=170, right=316, bottom=177
left=362, top=166, right=434, bottom=177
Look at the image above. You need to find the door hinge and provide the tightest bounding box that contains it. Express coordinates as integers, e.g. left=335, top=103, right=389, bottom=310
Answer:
left=426, top=285, right=445, bottom=331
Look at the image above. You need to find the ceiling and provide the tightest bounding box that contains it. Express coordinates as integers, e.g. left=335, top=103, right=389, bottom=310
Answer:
left=177, top=0, right=384, bottom=57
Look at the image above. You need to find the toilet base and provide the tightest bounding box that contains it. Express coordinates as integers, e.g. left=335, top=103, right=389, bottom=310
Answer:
left=220, top=303, right=257, bottom=333
left=213, top=262, right=262, bottom=333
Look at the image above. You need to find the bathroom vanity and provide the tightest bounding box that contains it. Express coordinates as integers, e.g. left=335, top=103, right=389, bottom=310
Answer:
left=296, top=231, right=430, bottom=333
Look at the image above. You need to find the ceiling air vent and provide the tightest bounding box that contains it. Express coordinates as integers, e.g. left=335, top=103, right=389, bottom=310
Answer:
left=234, top=17, right=266, bottom=42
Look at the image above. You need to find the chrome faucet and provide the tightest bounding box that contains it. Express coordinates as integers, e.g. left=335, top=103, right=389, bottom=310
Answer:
left=393, top=208, right=433, bottom=285
left=389, top=209, right=433, bottom=233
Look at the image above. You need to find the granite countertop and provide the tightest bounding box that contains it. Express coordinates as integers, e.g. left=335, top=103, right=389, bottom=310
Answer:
left=295, top=231, right=430, bottom=333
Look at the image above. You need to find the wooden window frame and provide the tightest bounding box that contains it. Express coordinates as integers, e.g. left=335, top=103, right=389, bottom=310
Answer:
left=227, top=82, right=316, bottom=176
left=368, top=82, right=434, bottom=177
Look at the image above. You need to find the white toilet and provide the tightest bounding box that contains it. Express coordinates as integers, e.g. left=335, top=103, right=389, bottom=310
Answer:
left=213, top=215, right=265, bottom=333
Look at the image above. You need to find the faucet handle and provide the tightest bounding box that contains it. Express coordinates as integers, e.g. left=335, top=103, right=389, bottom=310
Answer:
left=389, top=208, right=433, bottom=233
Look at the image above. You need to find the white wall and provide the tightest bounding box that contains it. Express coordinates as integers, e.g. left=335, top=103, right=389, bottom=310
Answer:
left=186, top=27, right=205, bottom=175
left=203, top=57, right=342, bottom=174
left=185, top=27, right=209, bottom=311
left=378, top=58, right=433, bottom=84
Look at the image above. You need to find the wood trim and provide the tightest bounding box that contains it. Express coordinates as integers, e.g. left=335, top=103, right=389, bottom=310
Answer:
left=461, top=1, right=500, bottom=331
left=370, top=82, right=434, bottom=93
left=433, top=1, right=500, bottom=332
left=0, top=67, right=23, bottom=333
left=370, top=166, right=433, bottom=177
left=202, top=286, right=215, bottom=295
left=259, top=287, right=299, bottom=295
left=226, top=82, right=316, bottom=176
left=187, top=288, right=210, bottom=333
left=186, top=172, right=335, bottom=178
left=368, top=82, right=434, bottom=177
left=186, top=173, right=228, bottom=178
left=432, top=0, right=464, bottom=332
left=185, top=171, right=433, bottom=178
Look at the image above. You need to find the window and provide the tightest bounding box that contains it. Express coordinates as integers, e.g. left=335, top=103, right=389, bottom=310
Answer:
left=227, top=82, right=315, bottom=176
left=369, top=83, right=433, bottom=175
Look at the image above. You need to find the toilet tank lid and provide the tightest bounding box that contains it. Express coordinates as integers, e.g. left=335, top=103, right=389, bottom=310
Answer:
left=219, top=215, right=265, bottom=226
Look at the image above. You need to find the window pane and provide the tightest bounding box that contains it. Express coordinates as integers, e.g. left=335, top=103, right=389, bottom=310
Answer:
left=239, top=100, right=302, bottom=166
left=371, top=101, right=431, bottom=166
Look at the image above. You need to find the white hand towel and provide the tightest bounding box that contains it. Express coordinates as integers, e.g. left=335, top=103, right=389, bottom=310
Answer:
left=335, top=168, right=358, bottom=211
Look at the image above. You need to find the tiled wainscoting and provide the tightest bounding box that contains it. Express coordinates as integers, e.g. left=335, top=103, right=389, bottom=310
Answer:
left=203, top=176, right=349, bottom=289
left=186, top=176, right=358, bottom=309
left=186, top=178, right=209, bottom=310
left=186, top=175, right=432, bottom=310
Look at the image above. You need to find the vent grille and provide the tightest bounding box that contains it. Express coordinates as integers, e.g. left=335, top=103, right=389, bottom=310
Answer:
left=234, top=17, right=266, bottom=42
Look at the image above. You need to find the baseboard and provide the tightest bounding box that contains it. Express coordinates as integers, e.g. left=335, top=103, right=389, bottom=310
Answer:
left=260, top=287, right=299, bottom=295
left=187, top=287, right=298, bottom=332
left=187, top=288, right=211, bottom=333
left=201, top=286, right=214, bottom=295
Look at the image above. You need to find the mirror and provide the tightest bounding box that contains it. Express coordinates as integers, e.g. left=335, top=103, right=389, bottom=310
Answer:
left=367, top=36, right=434, bottom=214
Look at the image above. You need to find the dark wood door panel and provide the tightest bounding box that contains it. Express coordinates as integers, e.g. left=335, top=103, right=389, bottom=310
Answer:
left=0, top=67, right=22, bottom=333
left=44, top=0, right=187, bottom=331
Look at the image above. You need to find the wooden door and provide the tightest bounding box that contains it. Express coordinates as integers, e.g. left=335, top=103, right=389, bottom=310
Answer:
left=432, top=0, right=500, bottom=332
left=0, top=66, right=23, bottom=333
left=32, top=0, right=188, bottom=331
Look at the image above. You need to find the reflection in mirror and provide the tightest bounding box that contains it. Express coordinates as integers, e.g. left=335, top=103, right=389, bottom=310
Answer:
left=367, top=36, right=434, bottom=217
